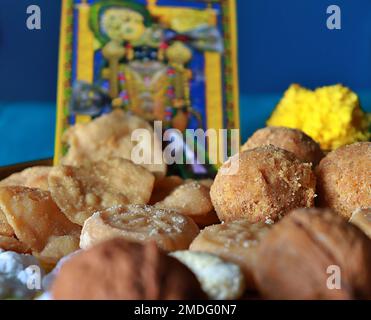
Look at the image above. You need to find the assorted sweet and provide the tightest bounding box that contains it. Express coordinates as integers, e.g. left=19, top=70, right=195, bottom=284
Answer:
left=80, top=205, right=199, bottom=252
left=210, top=145, right=316, bottom=223
left=350, top=208, right=371, bottom=239
left=267, top=84, right=370, bottom=150
left=155, top=180, right=219, bottom=227
left=51, top=239, right=206, bottom=300
left=170, top=251, right=246, bottom=300
left=48, top=158, right=155, bottom=225
left=190, top=220, right=271, bottom=289
left=254, top=208, right=371, bottom=300
left=241, top=126, right=324, bottom=166
left=316, top=142, right=371, bottom=219
left=61, top=109, right=167, bottom=177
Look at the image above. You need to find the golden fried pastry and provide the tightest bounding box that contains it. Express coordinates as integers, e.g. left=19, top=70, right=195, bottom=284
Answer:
left=350, top=208, right=371, bottom=239
left=0, top=235, right=31, bottom=254
left=0, top=166, right=51, bottom=190
left=33, top=235, right=80, bottom=266
left=52, top=239, right=206, bottom=300
left=48, top=158, right=155, bottom=225
left=190, top=220, right=271, bottom=289
left=0, top=209, right=14, bottom=237
left=241, top=127, right=324, bottom=166
left=210, top=145, right=316, bottom=223
left=0, top=186, right=80, bottom=252
left=254, top=208, right=371, bottom=300
left=61, top=109, right=167, bottom=177
left=80, top=204, right=199, bottom=252
left=316, top=142, right=371, bottom=219
left=149, top=176, right=184, bottom=205
left=155, top=180, right=219, bottom=227
left=170, top=251, right=246, bottom=300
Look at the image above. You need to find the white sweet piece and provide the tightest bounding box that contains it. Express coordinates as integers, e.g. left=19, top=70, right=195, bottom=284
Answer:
left=170, top=251, right=245, bottom=300
left=0, top=250, right=44, bottom=299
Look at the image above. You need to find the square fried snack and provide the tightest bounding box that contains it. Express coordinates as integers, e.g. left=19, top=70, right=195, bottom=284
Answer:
left=0, top=186, right=81, bottom=252
left=61, top=109, right=166, bottom=177
left=48, top=158, right=155, bottom=226
left=0, top=166, right=51, bottom=191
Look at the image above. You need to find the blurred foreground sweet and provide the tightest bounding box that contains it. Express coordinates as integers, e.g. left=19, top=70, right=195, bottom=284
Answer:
left=316, top=142, right=371, bottom=219
left=267, top=84, right=370, bottom=150
left=52, top=239, right=206, bottom=300
left=241, top=126, right=324, bottom=166
left=210, top=145, right=316, bottom=223
left=254, top=208, right=371, bottom=300
left=170, top=251, right=245, bottom=300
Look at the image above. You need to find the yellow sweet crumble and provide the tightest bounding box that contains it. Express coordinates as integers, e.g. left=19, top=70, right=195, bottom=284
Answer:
left=267, top=84, right=371, bottom=150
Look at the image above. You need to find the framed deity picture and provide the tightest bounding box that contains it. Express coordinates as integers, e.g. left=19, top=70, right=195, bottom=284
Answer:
left=55, top=0, right=240, bottom=178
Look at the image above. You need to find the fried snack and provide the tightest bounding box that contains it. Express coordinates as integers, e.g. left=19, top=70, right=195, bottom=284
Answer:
left=156, top=181, right=219, bottom=227
left=80, top=204, right=200, bottom=252
left=0, top=210, right=14, bottom=237
left=61, top=109, right=167, bottom=177
left=0, top=186, right=80, bottom=252
left=149, top=176, right=184, bottom=205
left=241, top=127, right=324, bottom=166
left=48, top=158, right=155, bottom=225
left=52, top=239, right=206, bottom=300
left=350, top=208, right=371, bottom=239
left=170, top=251, right=246, bottom=300
left=33, top=235, right=80, bottom=266
left=316, top=142, right=371, bottom=219
left=210, top=145, right=316, bottom=223
left=190, top=220, right=271, bottom=289
left=0, top=236, right=31, bottom=254
left=254, top=208, right=371, bottom=300
left=0, top=166, right=51, bottom=191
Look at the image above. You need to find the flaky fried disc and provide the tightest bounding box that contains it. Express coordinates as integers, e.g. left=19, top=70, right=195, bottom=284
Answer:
left=0, top=186, right=81, bottom=252
left=61, top=109, right=167, bottom=177
left=33, top=235, right=80, bottom=266
left=155, top=181, right=219, bottom=227
left=49, top=158, right=155, bottom=226
left=0, top=166, right=51, bottom=191
left=80, top=204, right=200, bottom=252
left=0, top=235, right=31, bottom=254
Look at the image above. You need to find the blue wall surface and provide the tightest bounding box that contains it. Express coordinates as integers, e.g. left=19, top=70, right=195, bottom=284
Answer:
left=1, top=0, right=371, bottom=101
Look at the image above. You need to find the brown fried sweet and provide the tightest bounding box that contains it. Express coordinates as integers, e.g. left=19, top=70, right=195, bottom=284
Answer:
left=190, top=220, right=271, bottom=289
left=48, top=158, right=155, bottom=225
left=80, top=204, right=199, bottom=252
left=61, top=109, right=167, bottom=177
left=149, top=176, right=184, bottom=205
left=210, top=145, right=316, bottom=223
left=350, top=208, right=371, bottom=239
left=52, top=239, right=206, bottom=300
left=0, top=166, right=51, bottom=190
left=0, top=186, right=80, bottom=252
left=241, top=127, right=324, bottom=165
left=255, top=208, right=371, bottom=300
left=316, top=142, right=371, bottom=219
left=0, top=235, right=31, bottom=254
left=155, top=180, right=219, bottom=227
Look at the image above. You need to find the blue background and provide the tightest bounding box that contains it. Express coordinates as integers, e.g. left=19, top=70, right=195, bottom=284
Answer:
left=1, top=0, right=371, bottom=165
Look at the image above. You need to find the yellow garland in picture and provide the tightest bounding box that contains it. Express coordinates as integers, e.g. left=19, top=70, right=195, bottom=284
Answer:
left=267, top=84, right=371, bottom=150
